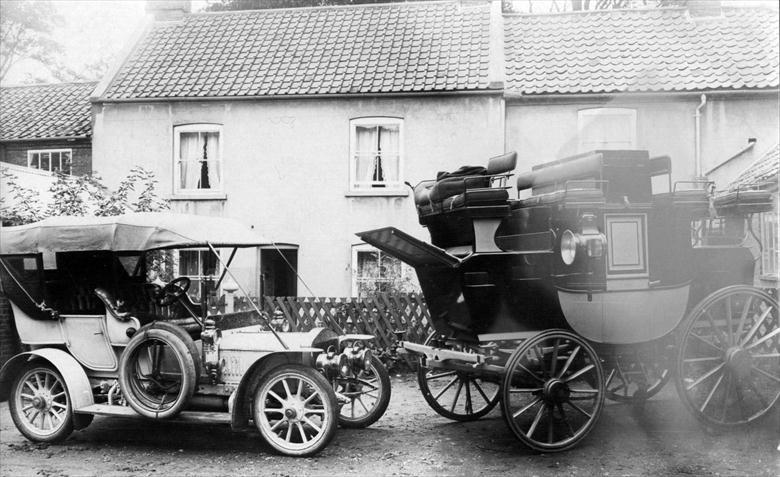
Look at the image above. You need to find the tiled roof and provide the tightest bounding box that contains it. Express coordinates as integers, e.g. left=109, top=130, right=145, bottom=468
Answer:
left=505, top=7, right=779, bottom=95
left=102, top=1, right=491, bottom=100
left=0, top=82, right=96, bottom=141
left=730, top=143, right=779, bottom=190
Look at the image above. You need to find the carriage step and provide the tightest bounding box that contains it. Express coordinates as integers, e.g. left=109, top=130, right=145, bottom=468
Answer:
left=76, top=404, right=231, bottom=424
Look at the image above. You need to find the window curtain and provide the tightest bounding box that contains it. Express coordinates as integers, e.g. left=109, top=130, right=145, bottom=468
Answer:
left=355, top=126, right=378, bottom=184
left=204, top=132, right=220, bottom=189
left=378, top=125, right=399, bottom=182
left=179, top=132, right=200, bottom=189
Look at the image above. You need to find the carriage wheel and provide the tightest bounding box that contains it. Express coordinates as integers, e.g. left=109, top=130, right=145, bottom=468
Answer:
left=675, top=285, right=779, bottom=427
left=417, top=333, right=501, bottom=421
left=605, top=339, right=673, bottom=403
left=502, top=330, right=605, bottom=452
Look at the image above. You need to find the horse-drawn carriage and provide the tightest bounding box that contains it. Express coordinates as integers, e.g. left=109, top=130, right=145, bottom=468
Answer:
left=0, top=213, right=390, bottom=456
left=358, top=149, right=778, bottom=452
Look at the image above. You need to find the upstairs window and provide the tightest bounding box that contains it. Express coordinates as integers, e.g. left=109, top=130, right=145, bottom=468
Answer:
left=577, top=108, right=636, bottom=152
left=27, top=149, right=72, bottom=174
left=349, top=117, right=403, bottom=191
left=173, top=124, right=223, bottom=194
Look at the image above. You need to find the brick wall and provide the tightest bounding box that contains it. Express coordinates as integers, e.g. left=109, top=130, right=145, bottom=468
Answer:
left=0, top=139, right=92, bottom=176
left=0, top=291, right=22, bottom=369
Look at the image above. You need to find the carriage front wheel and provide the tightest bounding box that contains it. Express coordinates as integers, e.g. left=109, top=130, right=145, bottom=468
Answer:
left=501, top=330, right=605, bottom=452
left=675, top=285, right=779, bottom=427
left=417, top=332, right=501, bottom=421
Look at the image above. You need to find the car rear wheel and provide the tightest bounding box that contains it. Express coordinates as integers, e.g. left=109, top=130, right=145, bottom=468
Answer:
left=9, top=363, right=75, bottom=442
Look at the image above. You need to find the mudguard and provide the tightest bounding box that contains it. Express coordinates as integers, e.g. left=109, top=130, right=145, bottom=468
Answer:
left=0, top=348, right=94, bottom=410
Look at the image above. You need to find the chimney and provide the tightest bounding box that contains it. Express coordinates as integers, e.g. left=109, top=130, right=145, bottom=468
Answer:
left=146, top=0, right=191, bottom=21
left=688, top=0, right=722, bottom=18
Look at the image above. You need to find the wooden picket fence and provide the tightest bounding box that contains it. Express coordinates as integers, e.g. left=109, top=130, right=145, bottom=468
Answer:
left=260, top=293, right=433, bottom=351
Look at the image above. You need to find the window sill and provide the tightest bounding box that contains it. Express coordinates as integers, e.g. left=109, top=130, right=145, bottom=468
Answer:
left=168, top=192, right=227, bottom=201
left=345, top=189, right=409, bottom=198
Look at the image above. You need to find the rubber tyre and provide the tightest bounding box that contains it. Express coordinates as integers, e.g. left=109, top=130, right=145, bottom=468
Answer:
left=337, top=356, right=392, bottom=428
left=9, top=363, right=75, bottom=443
left=253, top=364, right=338, bottom=457
left=119, top=327, right=197, bottom=419
left=146, top=321, right=202, bottom=382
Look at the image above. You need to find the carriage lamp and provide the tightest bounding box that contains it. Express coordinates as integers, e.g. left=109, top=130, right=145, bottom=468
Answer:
left=561, top=229, right=605, bottom=265
left=560, top=229, right=578, bottom=265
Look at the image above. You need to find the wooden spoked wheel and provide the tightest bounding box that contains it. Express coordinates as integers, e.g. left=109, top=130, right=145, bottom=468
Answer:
left=605, top=338, right=673, bottom=403
left=335, top=356, right=391, bottom=428
left=501, top=330, right=605, bottom=452
left=9, top=364, right=75, bottom=443
left=417, top=333, right=501, bottom=421
left=675, top=285, right=779, bottom=427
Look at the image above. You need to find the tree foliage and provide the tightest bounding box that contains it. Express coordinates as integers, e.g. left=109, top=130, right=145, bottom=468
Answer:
left=0, top=166, right=169, bottom=227
left=0, top=0, right=85, bottom=83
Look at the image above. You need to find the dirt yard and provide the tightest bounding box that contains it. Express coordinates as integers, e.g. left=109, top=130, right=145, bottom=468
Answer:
left=1, top=373, right=777, bottom=477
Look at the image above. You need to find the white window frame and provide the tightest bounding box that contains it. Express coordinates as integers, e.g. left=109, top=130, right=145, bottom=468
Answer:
left=175, top=248, right=222, bottom=303
left=758, top=208, right=778, bottom=280
left=349, top=117, right=405, bottom=193
left=351, top=243, right=407, bottom=297
left=27, top=149, right=73, bottom=174
left=577, top=108, right=637, bottom=152
left=173, top=123, right=224, bottom=195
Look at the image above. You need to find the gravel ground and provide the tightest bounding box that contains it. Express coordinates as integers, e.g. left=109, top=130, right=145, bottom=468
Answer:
left=1, top=373, right=778, bottom=477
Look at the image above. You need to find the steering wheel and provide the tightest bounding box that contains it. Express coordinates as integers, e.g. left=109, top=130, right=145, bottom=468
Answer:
left=155, top=277, right=191, bottom=306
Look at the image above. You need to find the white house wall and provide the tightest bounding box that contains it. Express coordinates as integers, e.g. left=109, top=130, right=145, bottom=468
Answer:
left=506, top=94, right=780, bottom=188
left=92, top=95, right=505, bottom=296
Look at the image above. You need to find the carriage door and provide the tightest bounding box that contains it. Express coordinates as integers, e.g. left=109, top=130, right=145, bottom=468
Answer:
left=604, top=213, right=649, bottom=289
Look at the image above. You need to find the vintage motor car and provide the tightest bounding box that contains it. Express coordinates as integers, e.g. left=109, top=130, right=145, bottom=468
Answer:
left=0, top=213, right=390, bottom=457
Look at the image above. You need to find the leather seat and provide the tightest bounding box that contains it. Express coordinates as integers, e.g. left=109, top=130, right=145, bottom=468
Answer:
left=514, top=188, right=605, bottom=208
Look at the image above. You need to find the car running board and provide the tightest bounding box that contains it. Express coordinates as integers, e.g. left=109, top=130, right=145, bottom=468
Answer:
left=76, top=404, right=231, bottom=424
left=355, top=227, right=462, bottom=269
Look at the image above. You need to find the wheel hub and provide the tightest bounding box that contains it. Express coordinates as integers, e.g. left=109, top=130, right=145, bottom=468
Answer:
left=281, top=397, right=305, bottom=422
left=31, top=391, right=51, bottom=411
left=724, top=346, right=752, bottom=380
left=542, top=379, right=570, bottom=404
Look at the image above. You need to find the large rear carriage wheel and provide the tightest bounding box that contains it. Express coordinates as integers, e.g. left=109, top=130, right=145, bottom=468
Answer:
left=501, top=330, right=605, bottom=452
left=417, top=333, right=501, bottom=421
left=675, top=285, right=779, bottom=427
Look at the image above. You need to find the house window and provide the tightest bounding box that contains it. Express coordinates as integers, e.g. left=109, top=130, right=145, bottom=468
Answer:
left=351, top=243, right=419, bottom=297
left=27, top=149, right=72, bottom=174
left=577, top=108, right=637, bottom=152
left=177, top=249, right=219, bottom=302
left=173, top=124, right=223, bottom=194
left=349, top=117, right=403, bottom=191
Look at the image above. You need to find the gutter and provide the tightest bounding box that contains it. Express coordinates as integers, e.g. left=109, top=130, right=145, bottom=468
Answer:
left=92, top=88, right=505, bottom=104
left=705, top=138, right=757, bottom=176
left=504, top=88, right=779, bottom=103
left=0, top=136, right=90, bottom=143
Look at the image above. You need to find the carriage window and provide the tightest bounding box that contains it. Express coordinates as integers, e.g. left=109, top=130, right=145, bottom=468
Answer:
left=173, top=124, right=223, bottom=194
left=177, top=249, right=219, bottom=302
left=349, top=118, right=404, bottom=192
left=27, top=149, right=72, bottom=174
left=577, top=108, right=636, bottom=152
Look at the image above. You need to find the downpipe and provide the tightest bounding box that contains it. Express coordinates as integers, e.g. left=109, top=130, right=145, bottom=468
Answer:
left=694, top=93, right=707, bottom=179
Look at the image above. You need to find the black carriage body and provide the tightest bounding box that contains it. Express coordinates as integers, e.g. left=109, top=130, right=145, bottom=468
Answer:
left=360, top=149, right=761, bottom=344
